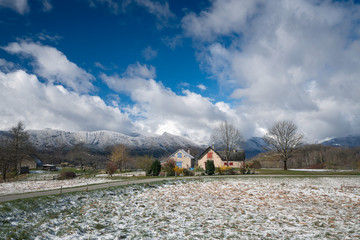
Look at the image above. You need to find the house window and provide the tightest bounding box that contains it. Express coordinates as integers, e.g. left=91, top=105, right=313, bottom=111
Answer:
left=176, top=162, right=182, bottom=168
left=177, top=153, right=182, bottom=158
left=224, top=162, right=228, bottom=166
left=207, top=152, right=213, bottom=159
left=229, top=162, right=233, bottom=166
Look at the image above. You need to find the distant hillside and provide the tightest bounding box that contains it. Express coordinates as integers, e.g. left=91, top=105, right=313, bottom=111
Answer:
left=243, top=137, right=269, bottom=159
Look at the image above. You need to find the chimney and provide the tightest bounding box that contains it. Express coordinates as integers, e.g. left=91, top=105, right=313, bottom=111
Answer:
left=187, top=149, right=190, bottom=154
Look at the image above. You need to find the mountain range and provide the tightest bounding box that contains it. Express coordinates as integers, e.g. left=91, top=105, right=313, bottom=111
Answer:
left=1, top=128, right=359, bottom=158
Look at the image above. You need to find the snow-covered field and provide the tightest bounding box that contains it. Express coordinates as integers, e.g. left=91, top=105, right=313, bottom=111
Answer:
left=1, top=177, right=359, bottom=239
left=0, top=178, right=118, bottom=196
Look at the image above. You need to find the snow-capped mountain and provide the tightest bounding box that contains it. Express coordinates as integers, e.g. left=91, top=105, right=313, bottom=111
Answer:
left=25, top=129, right=201, bottom=156
left=0, top=128, right=274, bottom=158
left=320, top=135, right=360, bottom=148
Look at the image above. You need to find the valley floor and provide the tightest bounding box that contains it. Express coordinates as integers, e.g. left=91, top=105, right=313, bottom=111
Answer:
left=0, top=177, right=359, bottom=239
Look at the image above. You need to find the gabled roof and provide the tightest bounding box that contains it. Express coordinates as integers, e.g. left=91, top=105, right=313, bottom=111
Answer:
left=218, top=151, right=245, bottom=162
left=197, top=146, right=245, bottom=162
left=169, top=149, right=195, bottom=159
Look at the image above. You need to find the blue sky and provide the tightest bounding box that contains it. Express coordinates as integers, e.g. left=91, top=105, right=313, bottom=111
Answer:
left=1, top=0, right=360, bottom=144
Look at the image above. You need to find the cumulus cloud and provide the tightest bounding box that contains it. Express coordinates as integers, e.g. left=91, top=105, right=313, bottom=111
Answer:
left=182, top=0, right=360, bottom=141
left=0, top=69, right=134, bottom=133
left=3, top=41, right=95, bottom=93
left=0, top=58, right=16, bottom=72
left=0, top=0, right=29, bottom=14
left=182, top=0, right=259, bottom=41
left=101, top=62, right=247, bottom=144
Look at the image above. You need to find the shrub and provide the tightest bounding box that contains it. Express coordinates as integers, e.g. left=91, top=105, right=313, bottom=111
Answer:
left=106, top=162, right=117, bottom=177
left=163, top=160, right=175, bottom=176
left=183, top=168, right=194, bottom=176
left=216, top=166, right=237, bottom=175
left=206, top=160, right=215, bottom=175
left=249, top=160, right=262, bottom=169
left=148, top=159, right=161, bottom=176
left=58, top=171, right=76, bottom=180
left=174, top=166, right=184, bottom=176
left=240, top=163, right=247, bottom=174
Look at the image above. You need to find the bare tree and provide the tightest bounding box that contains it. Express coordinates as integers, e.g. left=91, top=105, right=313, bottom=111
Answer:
left=68, top=143, right=88, bottom=170
left=0, top=135, right=11, bottom=181
left=110, top=144, right=131, bottom=171
left=136, top=155, right=154, bottom=173
left=10, top=121, right=32, bottom=170
left=211, top=121, right=244, bottom=165
left=263, top=120, right=304, bottom=170
left=0, top=121, right=34, bottom=180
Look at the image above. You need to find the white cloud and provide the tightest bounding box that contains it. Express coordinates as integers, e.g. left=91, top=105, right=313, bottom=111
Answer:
left=0, top=58, right=15, bottom=72
left=197, top=84, right=206, bottom=91
left=182, top=0, right=360, bottom=142
left=0, top=0, right=29, bottom=14
left=142, top=46, right=158, bottom=60
left=0, top=69, right=134, bottom=133
left=182, top=0, right=260, bottom=41
left=3, top=41, right=95, bottom=93
left=101, top=62, right=247, bottom=144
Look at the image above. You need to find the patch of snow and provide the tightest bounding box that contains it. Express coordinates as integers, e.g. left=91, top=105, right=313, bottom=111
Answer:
left=0, top=177, right=359, bottom=239
left=289, top=169, right=354, bottom=172
left=0, top=178, right=118, bottom=195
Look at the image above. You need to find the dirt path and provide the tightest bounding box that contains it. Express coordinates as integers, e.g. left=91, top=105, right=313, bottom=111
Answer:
left=0, top=175, right=356, bottom=203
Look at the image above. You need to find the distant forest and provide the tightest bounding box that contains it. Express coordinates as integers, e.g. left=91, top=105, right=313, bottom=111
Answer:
left=253, top=144, right=360, bottom=170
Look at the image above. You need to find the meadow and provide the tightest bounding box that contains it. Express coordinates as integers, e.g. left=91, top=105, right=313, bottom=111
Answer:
left=0, top=177, right=359, bottom=239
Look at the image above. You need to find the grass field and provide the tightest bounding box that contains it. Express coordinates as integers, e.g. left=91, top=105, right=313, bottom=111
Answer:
left=1, top=176, right=359, bottom=239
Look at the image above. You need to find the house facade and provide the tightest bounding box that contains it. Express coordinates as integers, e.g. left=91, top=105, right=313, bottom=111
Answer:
left=197, top=146, right=245, bottom=169
left=168, top=149, right=195, bottom=169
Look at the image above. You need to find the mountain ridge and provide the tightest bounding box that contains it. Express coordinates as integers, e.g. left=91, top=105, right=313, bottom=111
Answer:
left=1, top=128, right=359, bottom=158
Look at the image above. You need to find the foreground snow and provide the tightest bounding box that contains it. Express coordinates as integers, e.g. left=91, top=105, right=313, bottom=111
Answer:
left=0, top=178, right=118, bottom=195
left=0, top=177, right=359, bottom=239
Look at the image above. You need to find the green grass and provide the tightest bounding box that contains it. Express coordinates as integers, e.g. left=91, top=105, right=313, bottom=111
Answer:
left=255, top=168, right=360, bottom=175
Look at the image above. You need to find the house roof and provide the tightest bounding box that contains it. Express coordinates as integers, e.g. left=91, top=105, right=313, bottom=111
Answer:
left=169, top=149, right=195, bottom=159
left=198, top=146, right=245, bottom=162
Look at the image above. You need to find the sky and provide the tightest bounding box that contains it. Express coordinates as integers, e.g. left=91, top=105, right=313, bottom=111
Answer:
left=0, top=0, right=360, bottom=145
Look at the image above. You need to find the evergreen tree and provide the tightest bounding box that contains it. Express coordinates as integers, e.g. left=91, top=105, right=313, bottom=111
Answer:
left=149, top=159, right=161, bottom=176
left=206, top=160, right=215, bottom=175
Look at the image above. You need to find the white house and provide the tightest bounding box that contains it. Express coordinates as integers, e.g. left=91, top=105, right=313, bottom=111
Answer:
left=168, top=149, right=195, bottom=169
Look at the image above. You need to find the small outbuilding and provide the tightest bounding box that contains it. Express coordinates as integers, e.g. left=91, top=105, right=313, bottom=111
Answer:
left=42, top=164, right=57, bottom=171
